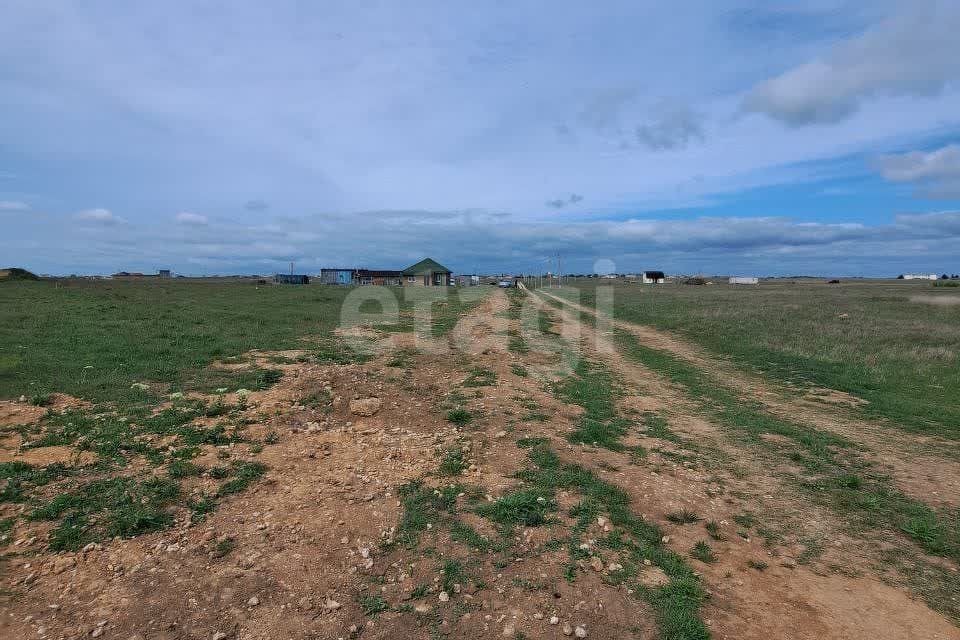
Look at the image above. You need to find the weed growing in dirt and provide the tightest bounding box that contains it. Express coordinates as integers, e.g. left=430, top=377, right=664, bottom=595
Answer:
left=213, top=537, right=235, bottom=558
left=462, top=367, right=497, bottom=387
left=446, top=409, right=473, bottom=426
left=516, top=437, right=550, bottom=449
left=439, top=447, right=467, bottom=476
left=690, top=541, right=716, bottom=564
left=392, top=480, right=461, bottom=548
left=359, top=595, right=390, bottom=616
left=747, top=559, right=768, bottom=571
left=705, top=521, right=723, bottom=541
left=666, top=509, right=701, bottom=525
left=510, top=364, right=529, bottom=377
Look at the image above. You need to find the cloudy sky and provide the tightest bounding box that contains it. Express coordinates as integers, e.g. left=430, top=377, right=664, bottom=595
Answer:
left=2, top=1, right=959, bottom=276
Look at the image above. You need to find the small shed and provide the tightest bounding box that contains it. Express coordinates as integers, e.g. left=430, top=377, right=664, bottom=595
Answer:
left=642, top=271, right=666, bottom=284
left=274, top=274, right=310, bottom=285
left=729, top=276, right=759, bottom=285
left=320, top=268, right=355, bottom=285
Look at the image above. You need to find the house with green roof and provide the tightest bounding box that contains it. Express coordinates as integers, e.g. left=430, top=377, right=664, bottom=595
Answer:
left=402, top=258, right=452, bottom=286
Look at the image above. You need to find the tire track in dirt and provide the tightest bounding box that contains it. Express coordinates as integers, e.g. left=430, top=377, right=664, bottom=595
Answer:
left=525, top=286, right=960, bottom=640
left=534, top=287, right=960, bottom=511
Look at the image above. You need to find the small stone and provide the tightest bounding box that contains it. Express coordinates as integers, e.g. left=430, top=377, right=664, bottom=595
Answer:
left=533, top=612, right=544, bottom=620
left=661, top=536, right=670, bottom=544
left=349, top=398, right=382, bottom=417
left=438, top=591, right=450, bottom=602
left=324, top=599, right=342, bottom=611
left=589, top=556, right=603, bottom=572
left=562, top=622, right=574, bottom=636
left=247, top=596, right=260, bottom=607
left=575, top=625, right=588, bottom=638
left=549, top=616, right=560, bottom=625
left=212, top=633, right=228, bottom=640
left=502, top=623, right=516, bottom=637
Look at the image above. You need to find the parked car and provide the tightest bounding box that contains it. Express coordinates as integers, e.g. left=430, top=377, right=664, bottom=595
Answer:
left=497, top=280, right=514, bottom=288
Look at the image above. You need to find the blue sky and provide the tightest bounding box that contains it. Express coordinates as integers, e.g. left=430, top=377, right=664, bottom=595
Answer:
left=2, top=1, right=959, bottom=276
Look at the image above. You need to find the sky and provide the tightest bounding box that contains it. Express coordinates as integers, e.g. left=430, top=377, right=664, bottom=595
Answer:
left=2, top=0, right=960, bottom=276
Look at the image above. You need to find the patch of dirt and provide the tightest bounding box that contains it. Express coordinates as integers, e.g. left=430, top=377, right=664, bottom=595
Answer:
left=0, top=444, right=97, bottom=466
left=0, top=393, right=91, bottom=427
left=910, top=295, right=960, bottom=306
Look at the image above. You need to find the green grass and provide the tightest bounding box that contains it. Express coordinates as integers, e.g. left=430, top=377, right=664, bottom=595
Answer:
left=690, top=541, right=716, bottom=564
left=446, top=409, right=473, bottom=426
left=704, top=521, right=723, bottom=541
left=30, top=476, right=180, bottom=550
left=439, top=447, right=467, bottom=476
left=393, top=480, right=461, bottom=548
left=0, top=280, right=358, bottom=402
left=553, top=359, right=634, bottom=451
left=462, top=367, right=497, bottom=387
left=359, top=595, right=390, bottom=616
left=548, top=279, right=960, bottom=438
left=213, top=536, right=235, bottom=558
left=476, top=489, right=556, bottom=527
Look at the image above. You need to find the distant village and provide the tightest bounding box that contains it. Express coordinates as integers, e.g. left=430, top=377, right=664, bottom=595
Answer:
left=35, top=259, right=958, bottom=286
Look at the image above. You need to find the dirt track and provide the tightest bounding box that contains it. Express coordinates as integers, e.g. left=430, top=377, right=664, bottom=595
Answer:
left=2, top=289, right=958, bottom=640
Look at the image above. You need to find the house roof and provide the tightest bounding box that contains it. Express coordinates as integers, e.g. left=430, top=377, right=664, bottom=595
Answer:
left=403, top=258, right=451, bottom=275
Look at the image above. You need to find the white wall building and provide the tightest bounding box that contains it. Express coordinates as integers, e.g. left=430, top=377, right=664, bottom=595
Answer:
left=729, top=276, right=759, bottom=285
left=903, top=274, right=938, bottom=280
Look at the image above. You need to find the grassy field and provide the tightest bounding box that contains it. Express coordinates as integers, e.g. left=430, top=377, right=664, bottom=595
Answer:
left=0, top=278, right=487, bottom=551
left=538, top=279, right=960, bottom=438
left=0, top=279, right=485, bottom=404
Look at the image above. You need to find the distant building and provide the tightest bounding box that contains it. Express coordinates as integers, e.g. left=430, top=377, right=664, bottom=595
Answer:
left=274, top=274, right=310, bottom=285
left=158, top=269, right=172, bottom=278
left=903, top=273, right=938, bottom=280
left=729, top=276, right=759, bottom=285
left=403, top=258, right=452, bottom=286
left=642, top=271, right=666, bottom=284
left=455, top=274, right=480, bottom=286
left=320, top=268, right=355, bottom=285
left=355, top=269, right=403, bottom=286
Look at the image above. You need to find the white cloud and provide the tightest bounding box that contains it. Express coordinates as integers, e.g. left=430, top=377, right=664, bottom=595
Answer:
left=744, top=3, right=960, bottom=125
left=877, top=144, right=960, bottom=198
left=75, top=208, right=124, bottom=224
left=175, top=211, right=209, bottom=226
left=0, top=200, right=29, bottom=211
